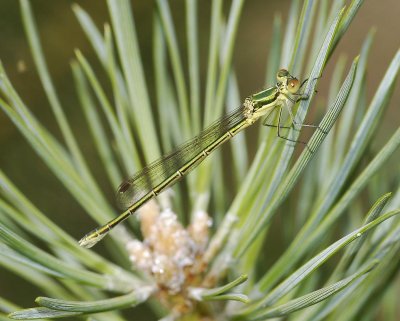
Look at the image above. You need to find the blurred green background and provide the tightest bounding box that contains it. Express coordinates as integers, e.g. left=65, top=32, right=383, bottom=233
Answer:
left=0, top=0, right=399, bottom=313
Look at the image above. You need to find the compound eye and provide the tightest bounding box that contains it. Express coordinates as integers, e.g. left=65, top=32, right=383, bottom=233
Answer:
left=277, top=69, right=289, bottom=79
left=288, top=78, right=300, bottom=93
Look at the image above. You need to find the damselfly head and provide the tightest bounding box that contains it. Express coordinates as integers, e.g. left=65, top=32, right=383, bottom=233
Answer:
left=277, top=69, right=300, bottom=94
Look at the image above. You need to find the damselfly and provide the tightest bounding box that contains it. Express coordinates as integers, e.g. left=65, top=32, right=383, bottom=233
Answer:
left=79, top=69, right=311, bottom=248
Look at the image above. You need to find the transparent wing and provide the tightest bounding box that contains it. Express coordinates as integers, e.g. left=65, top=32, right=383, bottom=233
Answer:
left=116, top=105, right=247, bottom=209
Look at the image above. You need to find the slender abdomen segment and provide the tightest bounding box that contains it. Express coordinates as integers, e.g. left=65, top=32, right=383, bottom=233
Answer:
left=79, top=117, right=250, bottom=248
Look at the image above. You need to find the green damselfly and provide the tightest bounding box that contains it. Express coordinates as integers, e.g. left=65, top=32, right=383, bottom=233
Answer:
left=79, top=69, right=311, bottom=248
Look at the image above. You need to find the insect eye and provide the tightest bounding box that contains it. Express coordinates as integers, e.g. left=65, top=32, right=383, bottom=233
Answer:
left=277, top=69, right=289, bottom=78
left=288, top=79, right=300, bottom=93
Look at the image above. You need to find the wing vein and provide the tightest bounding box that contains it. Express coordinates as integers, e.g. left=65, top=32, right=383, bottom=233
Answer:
left=116, top=105, right=247, bottom=209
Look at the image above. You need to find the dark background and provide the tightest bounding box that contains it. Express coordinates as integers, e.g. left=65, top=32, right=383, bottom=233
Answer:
left=0, top=0, right=399, bottom=316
